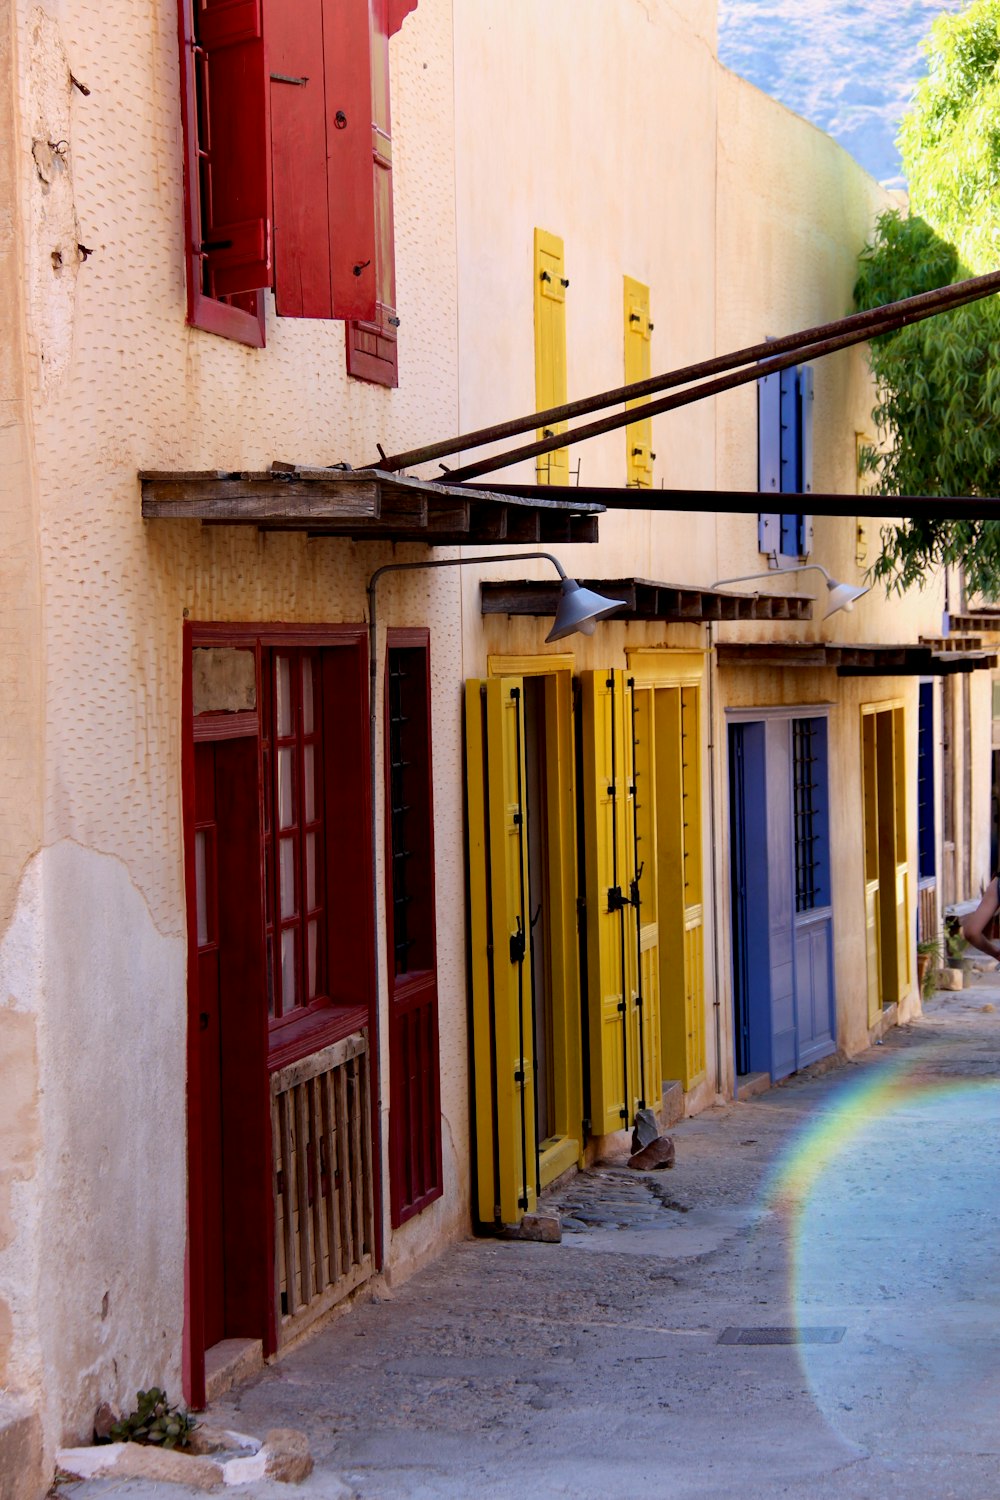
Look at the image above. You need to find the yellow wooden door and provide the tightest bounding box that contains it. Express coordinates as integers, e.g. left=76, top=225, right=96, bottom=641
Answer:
left=534, top=229, right=569, bottom=486
left=465, top=677, right=537, bottom=1224
left=624, top=275, right=653, bottom=488
left=889, top=706, right=911, bottom=998
left=861, top=709, right=882, bottom=1025
left=580, top=669, right=633, bottom=1134
left=628, top=680, right=662, bottom=1112
left=657, top=686, right=706, bottom=1089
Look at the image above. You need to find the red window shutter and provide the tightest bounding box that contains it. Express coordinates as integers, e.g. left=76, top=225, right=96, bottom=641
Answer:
left=387, top=0, right=417, bottom=35
left=268, top=0, right=378, bottom=321
left=347, top=0, right=398, bottom=387
left=196, top=0, right=272, bottom=299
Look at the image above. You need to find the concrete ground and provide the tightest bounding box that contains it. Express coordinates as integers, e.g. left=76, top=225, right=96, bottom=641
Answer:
left=61, top=975, right=1000, bottom=1499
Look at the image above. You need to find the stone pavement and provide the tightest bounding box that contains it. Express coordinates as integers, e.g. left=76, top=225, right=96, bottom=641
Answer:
left=60, top=974, right=1000, bottom=1500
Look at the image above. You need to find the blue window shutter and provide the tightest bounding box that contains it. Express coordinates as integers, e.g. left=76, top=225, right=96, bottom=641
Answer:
left=780, top=514, right=800, bottom=556
left=758, top=513, right=779, bottom=554
left=758, top=371, right=781, bottom=493
left=800, top=514, right=814, bottom=557
left=798, top=365, right=814, bottom=495
left=779, top=366, right=798, bottom=494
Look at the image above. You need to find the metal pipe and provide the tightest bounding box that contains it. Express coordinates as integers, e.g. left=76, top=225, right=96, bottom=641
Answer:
left=443, top=283, right=1000, bottom=484
left=375, top=269, right=1000, bottom=475
left=454, top=486, right=1000, bottom=520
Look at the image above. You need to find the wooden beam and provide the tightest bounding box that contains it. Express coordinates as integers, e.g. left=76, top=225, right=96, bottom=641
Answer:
left=141, top=474, right=380, bottom=521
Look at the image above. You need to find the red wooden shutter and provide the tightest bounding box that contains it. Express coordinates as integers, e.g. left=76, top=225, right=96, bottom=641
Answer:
left=268, top=0, right=378, bottom=321
left=196, top=0, right=272, bottom=299
left=347, top=0, right=398, bottom=386
left=387, top=0, right=417, bottom=35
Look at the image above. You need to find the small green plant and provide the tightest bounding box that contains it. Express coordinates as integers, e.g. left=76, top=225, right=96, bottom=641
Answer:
left=946, top=928, right=968, bottom=967
left=108, top=1389, right=197, bottom=1450
left=917, top=936, right=943, bottom=999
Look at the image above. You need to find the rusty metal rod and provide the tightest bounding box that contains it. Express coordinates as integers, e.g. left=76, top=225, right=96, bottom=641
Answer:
left=450, top=485, right=1000, bottom=520
left=375, top=268, right=1000, bottom=475
left=442, top=281, right=999, bottom=484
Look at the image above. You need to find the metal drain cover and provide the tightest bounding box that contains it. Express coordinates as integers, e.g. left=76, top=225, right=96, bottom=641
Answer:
left=718, top=1326, right=846, bottom=1346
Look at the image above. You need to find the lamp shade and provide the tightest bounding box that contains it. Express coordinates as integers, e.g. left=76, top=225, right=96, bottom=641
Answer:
left=545, top=578, right=624, bottom=642
left=822, top=579, right=869, bottom=618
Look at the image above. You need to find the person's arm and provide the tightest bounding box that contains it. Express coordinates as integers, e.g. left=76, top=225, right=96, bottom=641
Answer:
left=962, top=877, right=1000, bottom=959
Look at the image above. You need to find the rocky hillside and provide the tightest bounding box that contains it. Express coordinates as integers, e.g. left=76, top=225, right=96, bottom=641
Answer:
left=718, top=0, right=966, bottom=187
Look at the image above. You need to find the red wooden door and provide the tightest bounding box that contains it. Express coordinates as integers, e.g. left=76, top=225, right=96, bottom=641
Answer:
left=192, top=737, right=273, bottom=1357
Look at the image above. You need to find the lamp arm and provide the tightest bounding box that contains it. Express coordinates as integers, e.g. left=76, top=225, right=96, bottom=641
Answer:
left=711, top=562, right=832, bottom=589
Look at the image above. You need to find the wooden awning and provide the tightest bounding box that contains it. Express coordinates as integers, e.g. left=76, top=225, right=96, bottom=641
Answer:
left=716, top=641, right=998, bottom=676
left=480, top=576, right=814, bottom=623
left=140, top=464, right=603, bottom=546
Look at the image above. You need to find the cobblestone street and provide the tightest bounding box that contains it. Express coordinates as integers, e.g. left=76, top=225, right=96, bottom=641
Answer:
left=65, top=976, right=1000, bottom=1500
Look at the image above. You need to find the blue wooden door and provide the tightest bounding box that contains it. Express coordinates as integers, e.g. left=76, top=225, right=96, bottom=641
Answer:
left=791, top=717, right=835, bottom=1069
left=728, top=723, right=772, bottom=1076
left=729, top=716, right=835, bottom=1083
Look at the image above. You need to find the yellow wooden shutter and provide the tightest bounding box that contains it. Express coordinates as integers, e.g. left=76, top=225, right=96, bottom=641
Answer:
left=534, top=229, right=569, bottom=486
left=464, top=678, right=537, bottom=1224
left=580, top=669, right=633, bottom=1134
left=624, top=275, right=653, bottom=489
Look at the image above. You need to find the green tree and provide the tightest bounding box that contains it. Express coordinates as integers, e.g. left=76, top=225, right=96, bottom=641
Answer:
left=854, top=0, right=1000, bottom=599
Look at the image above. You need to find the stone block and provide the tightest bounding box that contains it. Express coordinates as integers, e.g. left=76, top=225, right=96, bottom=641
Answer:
left=263, top=1428, right=314, bottom=1482
left=628, top=1136, right=676, bottom=1171
left=0, top=1399, right=43, bottom=1500
left=631, top=1106, right=659, bottom=1153
left=56, top=1441, right=224, bottom=1489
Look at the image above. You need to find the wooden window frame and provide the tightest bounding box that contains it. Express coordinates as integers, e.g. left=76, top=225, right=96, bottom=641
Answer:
left=176, top=0, right=267, bottom=348
left=176, top=0, right=407, bottom=355
left=186, top=624, right=374, bottom=1071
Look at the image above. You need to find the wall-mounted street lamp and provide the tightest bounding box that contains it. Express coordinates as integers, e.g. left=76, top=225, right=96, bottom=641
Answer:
left=711, top=562, right=869, bottom=620
left=363, top=551, right=620, bottom=1238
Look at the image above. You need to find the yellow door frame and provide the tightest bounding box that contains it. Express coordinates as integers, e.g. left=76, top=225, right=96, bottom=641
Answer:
left=627, top=651, right=707, bottom=1092
left=861, top=700, right=910, bottom=1017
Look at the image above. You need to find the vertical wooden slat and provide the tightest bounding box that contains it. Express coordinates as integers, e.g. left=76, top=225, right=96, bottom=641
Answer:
left=360, top=1044, right=375, bottom=1256
left=349, top=1060, right=365, bottom=1257
left=278, top=1090, right=297, bottom=1317
left=319, top=1067, right=341, bottom=1283
left=336, top=1064, right=355, bottom=1268
left=308, top=1076, right=328, bottom=1293
left=293, top=1082, right=314, bottom=1306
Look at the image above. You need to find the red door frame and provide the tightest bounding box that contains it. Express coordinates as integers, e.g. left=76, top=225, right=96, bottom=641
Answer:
left=182, top=621, right=378, bottom=1408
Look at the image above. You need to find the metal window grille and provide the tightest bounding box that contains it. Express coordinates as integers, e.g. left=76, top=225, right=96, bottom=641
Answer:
left=793, top=718, right=822, bottom=912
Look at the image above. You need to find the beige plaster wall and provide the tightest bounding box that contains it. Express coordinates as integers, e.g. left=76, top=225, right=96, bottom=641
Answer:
left=4, top=0, right=469, bottom=1455
left=0, top=0, right=44, bottom=1469
left=451, top=0, right=720, bottom=592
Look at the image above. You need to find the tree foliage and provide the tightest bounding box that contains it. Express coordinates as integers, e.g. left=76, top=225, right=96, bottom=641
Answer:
left=854, top=0, right=1000, bottom=598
